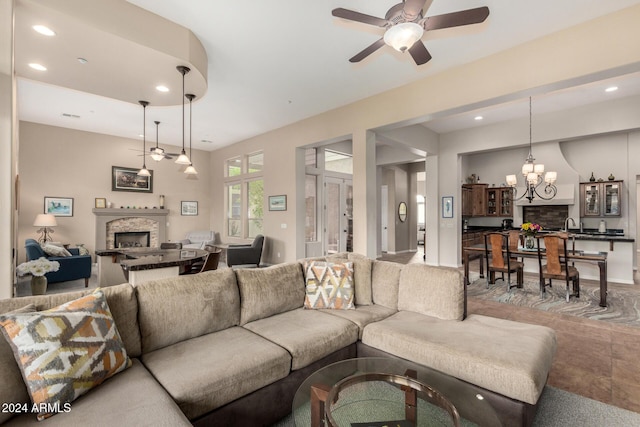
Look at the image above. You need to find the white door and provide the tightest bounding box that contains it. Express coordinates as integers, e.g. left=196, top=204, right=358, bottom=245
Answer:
left=381, top=185, right=388, bottom=252
left=324, top=177, right=353, bottom=254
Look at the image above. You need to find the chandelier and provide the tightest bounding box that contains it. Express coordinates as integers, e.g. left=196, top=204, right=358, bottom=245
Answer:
left=505, top=97, right=557, bottom=203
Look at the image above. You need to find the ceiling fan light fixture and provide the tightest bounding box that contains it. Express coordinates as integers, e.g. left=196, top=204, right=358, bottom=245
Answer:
left=384, top=22, right=423, bottom=52
left=150, top=148, right=165, bottom=161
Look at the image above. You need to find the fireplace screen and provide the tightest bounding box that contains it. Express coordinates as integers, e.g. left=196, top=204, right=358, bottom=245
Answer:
left=114, top=232, right=150, bottom=248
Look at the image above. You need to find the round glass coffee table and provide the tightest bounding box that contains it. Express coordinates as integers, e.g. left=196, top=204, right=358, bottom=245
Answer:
left=292, top=357, right=501, bottom=427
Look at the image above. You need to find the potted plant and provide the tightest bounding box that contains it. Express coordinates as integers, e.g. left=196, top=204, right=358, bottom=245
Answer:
left=16, top=257, right=60, bottom=295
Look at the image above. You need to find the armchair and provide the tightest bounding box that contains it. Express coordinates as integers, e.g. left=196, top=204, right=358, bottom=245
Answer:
left=226, top=235, right=264, bottom=267
left=24, top=239, right=92, bottom=287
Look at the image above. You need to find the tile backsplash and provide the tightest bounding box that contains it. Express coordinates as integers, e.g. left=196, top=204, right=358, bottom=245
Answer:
left=523, top=205, right=569, bottom=230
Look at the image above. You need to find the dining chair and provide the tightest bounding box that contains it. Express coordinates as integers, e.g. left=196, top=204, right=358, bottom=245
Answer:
left=536, top=234, right=580, bottom=302
left=484, top=232, right=523, bottom=291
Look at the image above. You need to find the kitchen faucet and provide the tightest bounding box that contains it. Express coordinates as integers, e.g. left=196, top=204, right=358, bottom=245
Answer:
left=563, top=217, right=576, bottom=232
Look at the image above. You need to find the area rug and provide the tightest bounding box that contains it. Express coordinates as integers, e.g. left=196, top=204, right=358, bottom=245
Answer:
left=466, top=272, right=640, bottom=328
left=272, top=385, right=640, bottom=427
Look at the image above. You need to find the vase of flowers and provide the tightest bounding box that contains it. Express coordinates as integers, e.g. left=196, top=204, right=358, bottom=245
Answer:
left=16, top=257, right=60, bottom=295
left=521, top=222, right=542, bottom=249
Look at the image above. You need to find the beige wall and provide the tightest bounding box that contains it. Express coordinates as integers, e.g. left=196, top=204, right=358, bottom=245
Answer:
left=17, top=121, right=213, bottom=261
left=210, top=4, right=640, bottom=265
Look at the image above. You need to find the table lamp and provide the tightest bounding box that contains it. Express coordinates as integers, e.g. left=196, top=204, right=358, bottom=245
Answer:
left=33, top=214, right=57, bottom=244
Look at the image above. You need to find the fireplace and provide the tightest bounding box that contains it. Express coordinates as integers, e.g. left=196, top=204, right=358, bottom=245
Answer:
left=114, top=232, right=150, bottom=248
left=93, top=208, right=169, bottom=249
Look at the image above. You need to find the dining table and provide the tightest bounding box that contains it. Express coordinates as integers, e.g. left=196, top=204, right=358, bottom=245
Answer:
left=463, top=244, right=608, bottom=307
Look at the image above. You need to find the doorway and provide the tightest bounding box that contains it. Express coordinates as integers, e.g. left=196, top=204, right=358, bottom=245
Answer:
left=325, top=177, right=353, bottom=254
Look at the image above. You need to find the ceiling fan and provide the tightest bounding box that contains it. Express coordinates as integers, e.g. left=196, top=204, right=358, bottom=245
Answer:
left=332, top=0, right=489, bottom=65
left=129, top=121, right=180, bottom=160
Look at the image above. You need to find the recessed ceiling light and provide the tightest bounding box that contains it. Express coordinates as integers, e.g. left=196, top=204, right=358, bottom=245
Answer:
left=28, top=63, right=47, bottom=71
left=605, top=86, right=618, bottom=93
left=61, top=113, right=80, bottom=119
left=474, top=116, right=483, bottom=121
left=32, top=25, right=56, bottom=36
left=201, top=139, right=213, bottom=143
left=77, top=57, right=88, bottom=64
left=156, top=85, right=169, bottom=92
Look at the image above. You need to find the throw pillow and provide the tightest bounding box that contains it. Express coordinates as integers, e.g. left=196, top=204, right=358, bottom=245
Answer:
left=0, top=289, right=131, bottom=420
left=304, top=261, right=355, bottom=310
left=41, top=243, right=72, bottom=257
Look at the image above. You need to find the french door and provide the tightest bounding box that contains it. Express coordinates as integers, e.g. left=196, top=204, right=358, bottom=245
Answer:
left=324, top=177, right=353, bottom=254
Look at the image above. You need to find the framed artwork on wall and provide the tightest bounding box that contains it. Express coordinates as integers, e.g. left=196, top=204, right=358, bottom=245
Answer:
left=112, top=166, right=153, bottom=193
left=181, top=201, right=198, bottom=216
left=44, top=197, right=73, bottom=217
left=95, top=198, right=106, bottom=208
left=442, top=196, right=454, bottom=218
left=268, top=195, right=287, bottom=211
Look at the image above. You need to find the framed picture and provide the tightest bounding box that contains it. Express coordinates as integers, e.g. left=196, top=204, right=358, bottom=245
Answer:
left=442, top=196, right=454, bottom=218
left=44, top=197, right=73, bottom=217
left=112, top=166, right=153, bottom=193
left=181, top=201, right=198, bottom=216
left=95, top=197, right=107, bottom=208
left=269, top=195, right=287, bottom=211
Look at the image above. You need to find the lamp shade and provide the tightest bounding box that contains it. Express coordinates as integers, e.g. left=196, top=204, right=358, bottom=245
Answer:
left=506, top=174, right=517, bottom=187
left=383, top=22, right=423, bottom=52
left=33, top=214, right=57, bottom=227
left=544, top=171, right=557, bottom=184
left=184, top=164, right=198, bottom=175
left=175, top=151, right=191, bottom=165
left=534, top=164, right=545, bottom=174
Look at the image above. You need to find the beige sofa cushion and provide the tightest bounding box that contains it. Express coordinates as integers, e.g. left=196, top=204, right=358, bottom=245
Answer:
left=136, top=269, right=239, bottom=353
left=398, top=264, right=465, bottom=321
left=3, top=359, right=191, bottom=427
left=243, top=308, right=359, bottom=370
left=319, top=304, right=397, bottom=339
left=371, top=260, right=403, bottom=310
left=141, top=327, right=291, bottom=420
left=236, top=262, right=305, bottom=325
left=362, top=311, right=557, bottom=404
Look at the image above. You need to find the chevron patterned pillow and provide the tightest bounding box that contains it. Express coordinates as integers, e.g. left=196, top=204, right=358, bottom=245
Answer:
left=304, top=261, right=355, bottom=310
left=0, top=289, right=131, bottom=420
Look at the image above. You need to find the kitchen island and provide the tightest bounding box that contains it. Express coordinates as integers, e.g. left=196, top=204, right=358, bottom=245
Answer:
left=95, top=247, right=208, bottom=286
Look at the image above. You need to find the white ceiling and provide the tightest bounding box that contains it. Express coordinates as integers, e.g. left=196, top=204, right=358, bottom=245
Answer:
left=15, top=0, right=640, bottom=152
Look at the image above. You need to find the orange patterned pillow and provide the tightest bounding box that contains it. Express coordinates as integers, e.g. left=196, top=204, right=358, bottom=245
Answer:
left=304, top=261, right=355, bottom=310
left=0, top=289, right=131, bottom=420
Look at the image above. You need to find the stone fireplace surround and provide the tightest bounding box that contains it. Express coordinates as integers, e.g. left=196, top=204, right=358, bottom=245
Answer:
left=93, top=208, right=169, bottom=250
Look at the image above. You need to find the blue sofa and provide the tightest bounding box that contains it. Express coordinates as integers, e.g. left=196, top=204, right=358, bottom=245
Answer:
left=24, top=239, right=92, bottom=287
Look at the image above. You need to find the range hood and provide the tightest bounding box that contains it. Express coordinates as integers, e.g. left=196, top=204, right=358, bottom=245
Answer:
left=515, top=184, right=575, bottom=206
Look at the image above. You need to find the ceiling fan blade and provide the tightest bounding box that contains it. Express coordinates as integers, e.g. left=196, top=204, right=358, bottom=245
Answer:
left=402, top=0, right=428, bottom=21
left=408, top=41, right=432, bottom=65
left=423, top=7, right=490, bottom=31
left=349, top=38, right=386, bottom=63
left=332, top=8, right=389, bottom=27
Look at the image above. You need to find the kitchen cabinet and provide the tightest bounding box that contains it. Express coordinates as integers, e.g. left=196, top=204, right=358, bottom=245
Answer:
left=486, top=187, right=513, bottom=217
left=461, top=184, right=487, bottom=217
left=580, top=180, right=622, bottom=217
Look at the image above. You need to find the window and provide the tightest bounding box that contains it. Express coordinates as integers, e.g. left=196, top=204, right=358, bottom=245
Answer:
left=248, top=152, right=263, bottom=174
left=305, top=148, right=317, bottom=167
left=226, top=157, right=242, bottom=177
left=324, top=149, right=352, bottom=174
left=227, top=183, right=242, bottom=237
left=247, top=179, right=263, bottom=238
left=225, top=151, right=264, bottom=238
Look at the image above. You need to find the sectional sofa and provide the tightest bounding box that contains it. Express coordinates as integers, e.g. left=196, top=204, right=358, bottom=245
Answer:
left=0, top=253, right=557, bottom=426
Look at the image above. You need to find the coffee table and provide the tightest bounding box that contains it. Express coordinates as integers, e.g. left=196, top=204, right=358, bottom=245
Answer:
left=292, top=357, right=500, bottom=427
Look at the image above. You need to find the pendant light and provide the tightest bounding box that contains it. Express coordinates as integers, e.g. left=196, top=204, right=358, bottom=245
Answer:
left=184, top=93, right=198, bottom=175
left=175, top=65, right=191, bottom=165
left=137, top=100, right=151, bottom=177
left=150, top=120, right=165, bottom=161
left=505, top=97, right=557, bottom=203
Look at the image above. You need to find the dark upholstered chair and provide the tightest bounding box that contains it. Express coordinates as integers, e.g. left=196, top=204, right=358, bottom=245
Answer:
left=537, top=234, right=580, bottom=302
left=184, top=245, right=221, bottom=274
left=24, top=239, right=92, bottom=287
left=160, top=242, right=182, bottom=249
left=226, top=235, right=264, bottom=267
left=484, top=232, right=523, bottom=292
